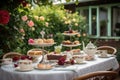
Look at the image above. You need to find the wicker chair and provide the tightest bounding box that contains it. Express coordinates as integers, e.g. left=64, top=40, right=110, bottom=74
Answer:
left=97, top=46, right=117, bottom=55
left=2, top=52, right=22, bottom=59
left=73, top=71, right=118, bottom=80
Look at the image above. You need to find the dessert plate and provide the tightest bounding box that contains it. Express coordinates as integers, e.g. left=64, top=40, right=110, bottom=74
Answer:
left=98, top=54, right=114, bottom=58
left=85, top=58, right=96, bottom=61
left=62, top=44, right=81, bottom=47
left=34, top=66, right=53, bottom=70
left=15, top=67, right=34, bottom=72
left=29, top=43, right=56, bottom=47
left=75, top=61, right=86, bottom=64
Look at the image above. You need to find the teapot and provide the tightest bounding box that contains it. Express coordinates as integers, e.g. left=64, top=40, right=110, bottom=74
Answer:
left=82, top=41, right=97, bottom=57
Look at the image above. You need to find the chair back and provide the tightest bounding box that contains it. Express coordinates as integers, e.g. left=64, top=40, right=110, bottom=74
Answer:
left=97, top=46, right=117, bottom=54
left=3, top=52, right=22, bottom=59
left=74, top=71, right=118, bottom=80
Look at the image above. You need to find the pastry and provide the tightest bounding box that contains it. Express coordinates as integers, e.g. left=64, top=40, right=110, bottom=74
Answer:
left=45, top=39, right=54, bottom=43
left=73, top=40, right=80, bottom=44
left=34, top=39, right=43, bottom=44
left=34, top=38, right=54, bottom=44
left=28, top=50, right=43, bottom=56
left=37, top=64, right=52, bottom=69
left=62, top=40, right=72, bottom=45
left=64, top=30, right=78, bottom=34
left=72, top=49, right=80, bottom=55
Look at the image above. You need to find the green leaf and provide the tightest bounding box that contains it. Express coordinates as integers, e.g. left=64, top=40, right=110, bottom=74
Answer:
left=75, top=0, right=79, bottom=5
left=66, top=0, right=71, bottom=2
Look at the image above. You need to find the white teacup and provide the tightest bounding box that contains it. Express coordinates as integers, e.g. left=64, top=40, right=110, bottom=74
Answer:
left=2, top=58, right=13, bottom=65
left=18, top=60, right=33, bottom=70
left=99, top=50, right=108, bottom=57
left=73, top=55, right=85, bottom=63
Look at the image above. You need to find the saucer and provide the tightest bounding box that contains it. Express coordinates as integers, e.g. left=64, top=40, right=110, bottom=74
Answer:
left=75, top=61, right=86, bottom=64
left=35, top=66, right=53, bottom=70
left=98, top=54, right=114, bottom=58
left=98, top=55, right=110, bottom=58
left=1, top=62, right=13, bottom=65
left=85, top=58, right=95, bottom=61
left=15, top=67, right=34, bottom=72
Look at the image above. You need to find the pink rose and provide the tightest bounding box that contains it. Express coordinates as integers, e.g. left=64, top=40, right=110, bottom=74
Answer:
left=0, top=10, right=10, bottom=25
left=27, top=20, right=34, bottom=27
left=28, top=38, right=34, bottom=43
left=19, top=28, right=25, bottom=33
left=21, top=15, right=28, bottom=21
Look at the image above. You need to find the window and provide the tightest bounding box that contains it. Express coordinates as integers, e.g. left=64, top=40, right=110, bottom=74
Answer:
left=77, top=4, right=120, bottom=39
left=112, top=6, right=120, bottom=36
left=99, top=7, right=108, bottom=36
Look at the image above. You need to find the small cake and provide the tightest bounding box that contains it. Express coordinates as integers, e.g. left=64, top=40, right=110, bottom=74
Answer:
left=18, top=60, right=33, bottom=70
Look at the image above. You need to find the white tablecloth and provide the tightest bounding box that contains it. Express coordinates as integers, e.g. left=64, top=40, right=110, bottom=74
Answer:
left=0, top=56, right=119, bottom=80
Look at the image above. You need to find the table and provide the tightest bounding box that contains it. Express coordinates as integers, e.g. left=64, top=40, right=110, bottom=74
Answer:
left=0, top=55, right=119, bottom=80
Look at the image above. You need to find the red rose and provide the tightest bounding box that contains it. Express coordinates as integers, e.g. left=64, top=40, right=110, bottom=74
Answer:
left=58, top=57, right=66, bottom=65
left=19, top=0, right=28, bottom=7
left=0, top=10, right=10, bottom=25
left=21, top=1, right=28, bottom=7
left=12, top=56, right=20, bottom=62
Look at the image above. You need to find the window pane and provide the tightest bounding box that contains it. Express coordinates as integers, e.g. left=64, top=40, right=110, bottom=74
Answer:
left=112, top=6, right=120, bottom=36
left=91, top=8, right=97, bottom=35
left=99, top=7, right=108, bottom=36
left=80, top=9, right=89, bottom=23
left=78, top=9, right=89, bottom=32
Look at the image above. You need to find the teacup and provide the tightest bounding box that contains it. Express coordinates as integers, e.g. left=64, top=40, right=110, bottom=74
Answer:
left=18, top=60, right=33, bottom=70
left=73, top=55, right=85, bottom=63
left=99, top=50, right=108, bottom=57
left=2, top=58, right=13, bottom=65
left=54, top=46, right=62, bottom=54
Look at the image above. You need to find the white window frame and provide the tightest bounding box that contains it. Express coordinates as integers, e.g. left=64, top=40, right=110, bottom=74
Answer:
left=76, top=3, right=120, bottom=39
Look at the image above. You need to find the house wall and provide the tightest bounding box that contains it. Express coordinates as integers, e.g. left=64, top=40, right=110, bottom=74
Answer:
left=64, top=1, right=120, bottom=49
left=91, top=39, right=120, bottom=50
left=64, top=0, right=120, bottom=12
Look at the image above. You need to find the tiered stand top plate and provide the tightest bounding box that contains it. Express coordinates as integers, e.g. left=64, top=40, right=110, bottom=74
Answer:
left=62, top=43, right=81, bottom=47
left=62, top=33, right=79, bottom=36
left=29, top=43, right=56, bottom=47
